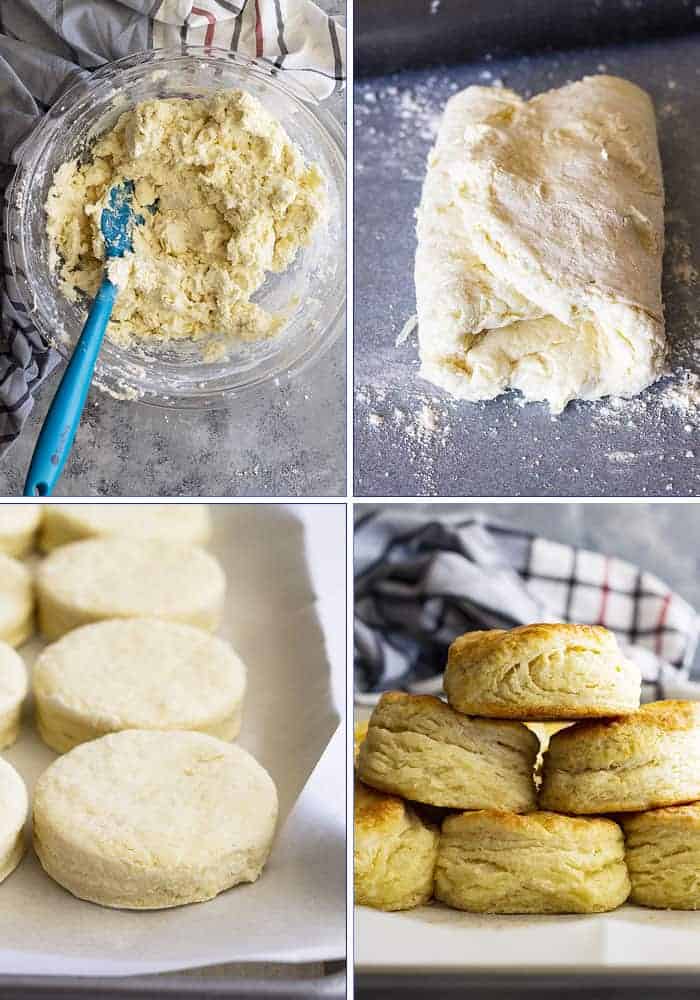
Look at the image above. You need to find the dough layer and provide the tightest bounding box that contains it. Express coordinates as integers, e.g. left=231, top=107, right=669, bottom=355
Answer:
left=0, top=756, right=28, bottom=884
left=416, top=75, right=665, bottom=412
left=357, top=691, right=538, bottom=811
left=46, top=91, right=326, bottom=345
left=540, top=700, right=700, bottom=813
left=445, top=623, right=640, bottom=719
left=435, top=810, right=630, bottom=913
left=33, top=619, right=246, bottom=753
left=0, top=505, right=42, bottom=557
left=0, top=643, right=28, bottom=749
left=622, top=803, right=700, bottom=909
left=33, top=729, right=278, bottom=909
left=0, top=554, right=34, bottom=648
left=39, top=503, right=211, bottom=552
left=36, top=537, right=225, bottom=640
left=354, top=778, right=439, bottom=911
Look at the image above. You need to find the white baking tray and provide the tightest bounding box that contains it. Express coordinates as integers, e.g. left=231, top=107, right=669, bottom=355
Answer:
left=0, top=502, right=346, bottom=977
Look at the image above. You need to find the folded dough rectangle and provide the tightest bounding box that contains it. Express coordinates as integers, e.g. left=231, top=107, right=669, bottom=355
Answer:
left=415, top=75, right=665, bottom=413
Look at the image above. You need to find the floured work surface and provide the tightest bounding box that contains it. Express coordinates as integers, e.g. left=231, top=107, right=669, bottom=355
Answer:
left=354, top=33, right=700, bottom=497
left=0, top=505, right=343, bottom=977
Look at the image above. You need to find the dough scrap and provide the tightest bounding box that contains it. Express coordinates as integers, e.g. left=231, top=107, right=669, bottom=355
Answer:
left=33, top=730, right=278, bottom=909
left=33, top=618, right=246, bottom=752
left=39, top=503, right=212, bottom=551
left=416, top=75, right=665, bottom=412
left=46, top=91, right=326, bottom=346
left=0, top=756, right=27, bottom=884
left=36, top=537, right=226, bottom=640
left=0, top=554, right=34, bottom=648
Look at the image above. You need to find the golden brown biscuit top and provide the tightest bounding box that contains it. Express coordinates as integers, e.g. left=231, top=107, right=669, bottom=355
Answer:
left=448, top=622, right=618, bottom=668
left=354, top=779, right=408, bottom=832
left=369, top=691, right=539, bottom=755
left=551, top=700, right=700, bottom=745
left=621, top=799, right=700, bottom=833
left=442, top=808, right=621, bottom=839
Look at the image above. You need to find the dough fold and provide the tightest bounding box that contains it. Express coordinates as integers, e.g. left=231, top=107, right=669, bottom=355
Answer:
left=416, top=75, right=665, bottom=412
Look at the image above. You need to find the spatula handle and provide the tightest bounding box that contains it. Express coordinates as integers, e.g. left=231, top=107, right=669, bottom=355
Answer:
left=23, top=278, right=118, bottom=497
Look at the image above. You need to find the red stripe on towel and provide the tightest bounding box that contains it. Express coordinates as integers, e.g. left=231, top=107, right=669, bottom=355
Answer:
left=255, top=0, right=264, bottom=56
left=192, top=6, right=216, bottom=46
left=655, top=593, right=672, bottom=656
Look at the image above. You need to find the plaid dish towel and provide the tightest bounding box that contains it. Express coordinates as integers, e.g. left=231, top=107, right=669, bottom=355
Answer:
left=0, top=0, right=345, bottom=453
left=355, top=509, right=700, bottom=705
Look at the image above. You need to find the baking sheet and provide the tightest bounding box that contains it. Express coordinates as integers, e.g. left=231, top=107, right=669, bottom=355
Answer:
left=354, top=33, right=700, bottom=497
left=0, top=502, right=346, bottom=977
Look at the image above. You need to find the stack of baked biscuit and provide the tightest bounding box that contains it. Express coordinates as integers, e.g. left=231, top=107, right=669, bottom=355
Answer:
left=355, top=622, right=700, bottom=913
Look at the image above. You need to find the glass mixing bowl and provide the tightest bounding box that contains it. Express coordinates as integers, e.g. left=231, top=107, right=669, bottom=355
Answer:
left=5, top=47, right=346, bottom=407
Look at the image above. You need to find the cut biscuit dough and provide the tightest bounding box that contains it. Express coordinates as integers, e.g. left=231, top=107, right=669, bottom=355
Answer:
left=36, top=538, right=225, bottom=640
left=0, top=554, right=34, bottom=648
left=33, top=730, right=278, bottom=909
left=0, top=756, right=27, bottom=884
left=0, top=505, right=42, bottom=557
left=39, top=503, right=211, bottom=552
left=46, top=91, right=326, bottom=345
left=33, top=618, right=246, bottom=753
left=0, top=643, right=28, bottom=749
left=416, top=75, right=665, bottom=412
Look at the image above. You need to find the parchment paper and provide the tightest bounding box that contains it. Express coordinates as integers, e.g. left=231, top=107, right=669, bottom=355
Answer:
left=0, top=501, right=346, bottom=977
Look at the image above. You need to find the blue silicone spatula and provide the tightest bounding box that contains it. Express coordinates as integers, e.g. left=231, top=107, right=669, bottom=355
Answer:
left=23, top=181, right=146, bottom=497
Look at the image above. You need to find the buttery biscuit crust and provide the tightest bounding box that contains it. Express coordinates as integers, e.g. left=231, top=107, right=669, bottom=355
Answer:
left=540, top=700, right=700, bottom=813
left=445, top=622, right=640, bottom=719
left=435, top=809, right=630, bottom=913
left=354, top=779, right=439, bottom=911
left=622, top=802, right=700, bottom=909
left=357, top=691, right=538, bottom=811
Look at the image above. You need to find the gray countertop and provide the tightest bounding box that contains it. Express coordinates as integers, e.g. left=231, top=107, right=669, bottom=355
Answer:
left=0, top=2, right=346, bottom=500
left=354, top=33, right=700, bottom=497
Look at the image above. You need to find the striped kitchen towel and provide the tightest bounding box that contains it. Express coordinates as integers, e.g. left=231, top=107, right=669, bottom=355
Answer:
left=0, top=0, right=345, bottom=453
left=355, top=509, right=700, bottom=705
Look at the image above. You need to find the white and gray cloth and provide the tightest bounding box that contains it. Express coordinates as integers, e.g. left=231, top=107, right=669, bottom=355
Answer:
left=354, top=509, right=700, bottom=706
left=0, top=0, right=345, bottom=453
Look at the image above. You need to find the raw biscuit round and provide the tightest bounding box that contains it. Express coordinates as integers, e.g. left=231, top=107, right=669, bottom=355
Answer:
left=0, top=504, right=42, bottom=557
left=40, top=503, right=212, bottom=551
left=357, top=692, right=538, bottom=812
left=354, top=778, right=439, bottom=911
left=445, top=623, right=641, bottom=720
left=0, top=756, right=28, bottom=884
left=33, top=619, right=246, bottom=753
left=36, top=538, right=225, bottom=640
left=622, top=803, right=700, bottom=909
left=0, top=643, right=28, bottom=749
left=33, top=730, right=278, bottom=909
left=540, top=700, right=700, bottom=814
left=0, top=554, right=34, bottom=648
left=435, top=810, right=630, bottom=913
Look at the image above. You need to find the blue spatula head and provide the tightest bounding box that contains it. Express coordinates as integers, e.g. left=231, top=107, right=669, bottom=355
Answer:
left=100, top=180, right=147, bottom=259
